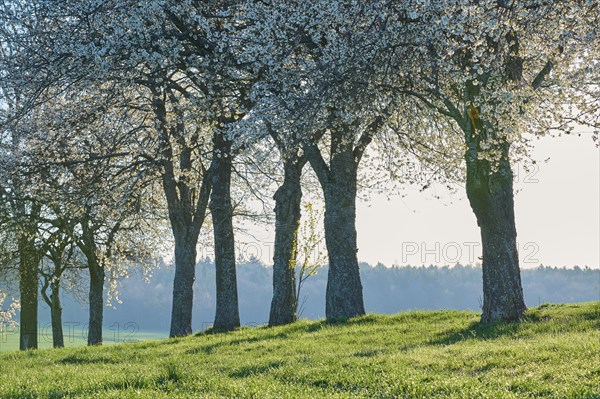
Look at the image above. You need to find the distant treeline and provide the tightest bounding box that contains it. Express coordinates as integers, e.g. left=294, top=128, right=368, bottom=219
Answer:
left=30, top=262, right=600, bottom=334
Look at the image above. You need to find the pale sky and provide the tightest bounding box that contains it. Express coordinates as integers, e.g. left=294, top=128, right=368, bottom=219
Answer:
left=356, top=131, right=599, bottom=268
left=225, top=129, right=599, bottom=269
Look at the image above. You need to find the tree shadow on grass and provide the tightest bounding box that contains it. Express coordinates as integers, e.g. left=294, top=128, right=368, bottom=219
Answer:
left=430, top=303, right=600, bottom=346
left=430, top=320, right=522, bottom=346
left=580, top=310, right=600, bottom=329
left=186, top=330, right=294, bottom=355
left=184, top=318, right=355, bottom=357
left=59, top=354, right=122, bottom=365
left=228, top=360, right=286, bottom=378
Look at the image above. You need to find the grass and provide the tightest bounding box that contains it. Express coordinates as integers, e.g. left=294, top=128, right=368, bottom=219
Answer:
left=0, top=327, right=166, bottom=352
left=0, top=302, right=598, bottom=398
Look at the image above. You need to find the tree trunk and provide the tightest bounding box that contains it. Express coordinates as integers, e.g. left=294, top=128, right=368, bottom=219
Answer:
left=153, top=91, right=211, bottom=337
left=41, top=274, right=64, bottom=348
left=210, top=133, right=240, bottom=331
left=18, top=236, right=38, bottom=350
left=169, top=231, right=198, bottom=337
left=87, top=256, right=105, bottom=345
left=269, top=159, right=303, bottom=326
left=465, top=141, right=526, bottom=322
left=50, top=282, right=64, bottom=348
left=322, top=140, right=365, bottom=321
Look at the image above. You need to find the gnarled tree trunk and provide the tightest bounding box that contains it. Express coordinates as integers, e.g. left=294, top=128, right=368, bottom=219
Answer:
left=323, top=145, right=365, bottom=321
left=210, top=133, right=240, bottom=331
left=269, top=158, right=303, bottom=326
left=466, top=138, right=526, bottom=322
left=463, top=33, right=527, bottom=323
left=306, top=128, right=366, bottom=322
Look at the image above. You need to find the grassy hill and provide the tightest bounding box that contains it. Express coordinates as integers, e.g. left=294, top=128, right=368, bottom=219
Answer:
left=0, top=302, right=598, bottom=399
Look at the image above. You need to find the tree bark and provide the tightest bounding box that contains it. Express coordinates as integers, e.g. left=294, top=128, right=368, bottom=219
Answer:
left=87, top=254, right=105, bottom=346
left=323, top=154, right=365, bottom=321
left=269, top=158, right=303, bottom=326
left=465, top=140, right=526, bottom=322
left=18, top=236, right=38, bottom=350
left=78, top=218, right=106, bottom=346
left=306, top=129, right=365, bottom=321
left=210, top=133, right=240, bottom=331
left=50, top=282, right=64, bottom=348
left=41, top=276, right=65, bottom=348
left=169, top=230, right=198, bottom=337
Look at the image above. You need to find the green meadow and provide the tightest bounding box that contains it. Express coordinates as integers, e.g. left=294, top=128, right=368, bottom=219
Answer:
left=0, top=302, right=598, bottom=398
left=0, top=327, right=165, bottom=352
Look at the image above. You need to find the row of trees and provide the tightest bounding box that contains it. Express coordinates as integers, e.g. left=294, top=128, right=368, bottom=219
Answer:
left=1, top=0, right=598, bottom=350
left=7, top=262, right=596, bottom=335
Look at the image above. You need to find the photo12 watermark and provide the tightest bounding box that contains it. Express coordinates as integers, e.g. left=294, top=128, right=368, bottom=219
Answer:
left=0, top=321, right=143, bottom=350
left=392, top=161, right=542, bottom=186
left=400, top=241, right=540, bottom=265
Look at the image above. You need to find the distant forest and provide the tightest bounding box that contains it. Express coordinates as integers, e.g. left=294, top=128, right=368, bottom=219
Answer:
left=17, top=262, right=598, bottom=334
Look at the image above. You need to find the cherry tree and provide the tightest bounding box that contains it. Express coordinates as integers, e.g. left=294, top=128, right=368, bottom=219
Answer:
left=1, top=0, right=205, bottom=338
left=238, top=0, right=599, bottom=323
left=1, top=0, right=263, bottom=334
left=268, top=131, right=307, bottom=326
left=379, top=0, right=599, bottom=321
left=238, top=0, right=406, bottom=321
left=0, top=91, right=45, bottom=349
left=38, top=223, right=83, bottom=349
